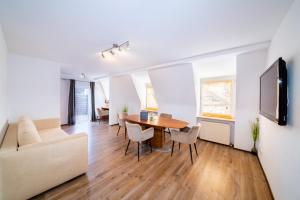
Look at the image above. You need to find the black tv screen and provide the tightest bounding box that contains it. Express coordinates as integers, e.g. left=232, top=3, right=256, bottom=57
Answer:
left=260, top=57, right=287, bottom=125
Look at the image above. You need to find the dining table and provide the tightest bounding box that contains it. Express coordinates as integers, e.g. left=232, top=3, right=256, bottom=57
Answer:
left=124, top=114, right=189, bottom=150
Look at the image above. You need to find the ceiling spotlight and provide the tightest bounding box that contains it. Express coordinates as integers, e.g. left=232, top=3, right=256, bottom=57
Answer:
left=125, top=41, right=130, bottom=50
left=100, top=41, right=130, bottom=59
left=80, top=73, right=86, bottom=79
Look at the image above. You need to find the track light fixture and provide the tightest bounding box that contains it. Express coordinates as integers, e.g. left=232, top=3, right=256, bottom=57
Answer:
left=101, top=41, right=130, bottom=58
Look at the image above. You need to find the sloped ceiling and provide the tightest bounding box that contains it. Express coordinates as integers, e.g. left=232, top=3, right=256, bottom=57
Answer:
left=149, top=63, right=197, bottom=124
left=0, top=0, right=293, bottom=77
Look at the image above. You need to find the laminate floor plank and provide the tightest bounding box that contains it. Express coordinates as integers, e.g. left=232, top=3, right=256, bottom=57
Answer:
left=32, top=121, right=272, bottom=200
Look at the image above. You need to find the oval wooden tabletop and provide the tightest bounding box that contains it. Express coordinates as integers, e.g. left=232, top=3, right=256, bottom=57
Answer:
left=124, top=114, right=188, bottom=129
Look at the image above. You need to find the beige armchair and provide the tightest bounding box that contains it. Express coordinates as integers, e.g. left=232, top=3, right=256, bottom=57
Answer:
left=125, top=122, right=154, bottom=161
left=170, top=125, right=201, bottom=164
left=159, top=113, right=172, bottom=140
left=97, top=108, right=109, bottom=123
left=117, top=113, right=128, bottom=139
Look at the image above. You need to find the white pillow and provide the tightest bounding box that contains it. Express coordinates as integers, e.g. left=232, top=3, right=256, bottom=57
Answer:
left=18, top=116, right=41, bottom=146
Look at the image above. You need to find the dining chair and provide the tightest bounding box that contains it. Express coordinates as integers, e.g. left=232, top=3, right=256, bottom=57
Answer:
left=125, top=122, right=154, bottom=161
left=117, top=113, right=128, bottom=139
left=170, top=125, right=201, bottom=164
left=159, top=113, right=172, bottom=140
left=97, top=108, right=108, bottom=124
left=96, top=108, right=102, bottom=124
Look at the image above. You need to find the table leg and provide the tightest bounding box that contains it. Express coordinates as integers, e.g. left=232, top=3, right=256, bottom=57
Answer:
left=151, top=128, right=165, bottom=148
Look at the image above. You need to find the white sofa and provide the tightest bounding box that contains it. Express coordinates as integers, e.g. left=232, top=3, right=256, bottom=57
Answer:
left=0, top=117, right=88, bottom=200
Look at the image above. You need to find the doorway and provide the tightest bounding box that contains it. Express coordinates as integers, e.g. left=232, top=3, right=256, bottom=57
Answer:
left=75, top=81, right=91, bottom=123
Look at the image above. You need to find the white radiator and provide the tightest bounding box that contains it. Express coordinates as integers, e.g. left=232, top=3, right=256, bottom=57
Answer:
left=199, top=120, right=231, bottom=145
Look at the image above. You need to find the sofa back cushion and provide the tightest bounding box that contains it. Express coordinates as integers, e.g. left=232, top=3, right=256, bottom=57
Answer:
left=18, top=116, right=41, bottom=146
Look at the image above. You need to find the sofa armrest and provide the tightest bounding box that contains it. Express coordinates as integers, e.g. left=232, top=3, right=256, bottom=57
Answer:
left=0, top=132, right=88, bottom=200
left=33, top=118, right=61, bottom=131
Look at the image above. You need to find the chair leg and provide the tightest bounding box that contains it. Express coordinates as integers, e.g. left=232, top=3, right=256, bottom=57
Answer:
left=171, top=141, right=175, bottom=157
left=125, top=140, right=131, bottom=155
left=168, top=128, right=171, bottom=134
left=149, top=140, right=152, bottom=153
left=117, top=126, right=120, bottom=135
left=189, top=144, right=193, bottom=164
left=179, top=142, right=181, bottom=150
left=125, top=128, right=127, bottom=140
left=137, top=142, right=140, bottom=162
left=194, top=143, right=198, bottom=156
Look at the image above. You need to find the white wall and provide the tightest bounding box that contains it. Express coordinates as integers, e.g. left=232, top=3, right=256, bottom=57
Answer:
left=60, top=79, right=70, bottom=125
left=109, top=75, right=140, bottom=125
left=234, top=49, right=267, bottom=151
left=0, top=25, right=8, bottom=143
left=95, top=81, right=106, bottom=112
left=259, top=1, right=300, bottom=199
left=8, top=54, right=61, bottom=122
left=149, top=63, right=197, bottom=125
left=99, top=77, right=109, bottom=100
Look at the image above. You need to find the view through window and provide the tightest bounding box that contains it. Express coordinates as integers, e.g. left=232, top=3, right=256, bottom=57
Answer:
left=75, top=82, right=90, bottom=122
left=201, top=79, right=233, bottom=119
left=146, top=84, right=158, bottom=111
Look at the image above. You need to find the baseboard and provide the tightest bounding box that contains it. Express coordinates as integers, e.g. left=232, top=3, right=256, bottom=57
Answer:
left=200, top=138, right=233, bottom=148
left=233, top=146, right=251, bottom=153
left=0, top=120, right=9, bottom=147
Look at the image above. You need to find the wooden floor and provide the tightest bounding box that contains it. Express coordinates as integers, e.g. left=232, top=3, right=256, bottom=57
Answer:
left=32, top=121, right=272, bottom=200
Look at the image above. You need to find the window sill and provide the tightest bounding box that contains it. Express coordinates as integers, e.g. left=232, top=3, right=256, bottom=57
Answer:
left=198, top=115, right=235, bottom=122
left=145, top=108, right=158, bottom=112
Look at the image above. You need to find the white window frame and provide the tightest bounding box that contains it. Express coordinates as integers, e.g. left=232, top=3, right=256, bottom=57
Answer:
left=200, top=76, right=236, bottom=117
left=145, top=83, right=158, bottom=110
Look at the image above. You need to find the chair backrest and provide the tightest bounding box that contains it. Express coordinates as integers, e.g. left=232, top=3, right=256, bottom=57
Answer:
left=125, top=122, right=142, bottom=142
left=160, top=113, right=172, bottom=119
left=188, top=125, right=201, bottom=143
left=96, top=108, right=101, bottom=117
left=118, top=113, right=128, bottom=127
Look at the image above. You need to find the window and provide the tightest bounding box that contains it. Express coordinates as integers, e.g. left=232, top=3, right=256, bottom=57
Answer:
left=201, top=79, right=234, bottom=119
left=75, top=82, right=90, bottom=122
left=146, top=84, right=158, bottom=111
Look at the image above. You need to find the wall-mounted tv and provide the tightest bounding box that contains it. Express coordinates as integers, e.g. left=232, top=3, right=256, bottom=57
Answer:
left=260, top=57, right=287, bottom=126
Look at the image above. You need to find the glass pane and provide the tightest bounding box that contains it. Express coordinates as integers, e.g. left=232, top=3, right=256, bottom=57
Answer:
left=75, top=86, right=89, bottom=122
left=146, top=85, right=158, bottom=110
left=201, top=80, right=232, bottom=115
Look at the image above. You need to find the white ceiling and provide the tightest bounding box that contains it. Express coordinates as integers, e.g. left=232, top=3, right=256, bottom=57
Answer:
left=0, top=0, right=293, bottom=78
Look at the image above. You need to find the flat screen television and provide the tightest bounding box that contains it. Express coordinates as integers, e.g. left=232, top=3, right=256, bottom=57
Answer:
left=260, top=57, right=287, bottom=125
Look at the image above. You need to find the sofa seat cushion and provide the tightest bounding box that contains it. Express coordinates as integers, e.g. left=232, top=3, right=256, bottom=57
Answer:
left=39, top=128, right=69, bottom=142
left=18, top=116, right=42, bottom=146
